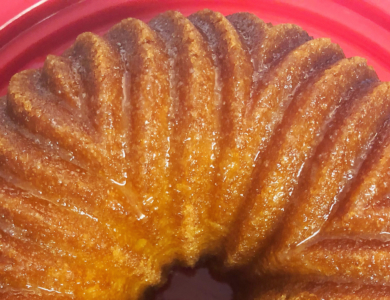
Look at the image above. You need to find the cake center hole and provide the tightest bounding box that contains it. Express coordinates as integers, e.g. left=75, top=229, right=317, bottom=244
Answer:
left=153, top=267, right=233, bottom=300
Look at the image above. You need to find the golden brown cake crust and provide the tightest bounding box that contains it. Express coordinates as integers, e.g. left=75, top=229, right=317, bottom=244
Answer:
left=254, top=280, right=390, bottom=300
left=1, top=9, right=390, bottom=300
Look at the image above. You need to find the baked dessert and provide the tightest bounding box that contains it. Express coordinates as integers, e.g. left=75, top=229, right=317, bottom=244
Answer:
left=1, top=8, right=390, bottom=299
left=251, top=279, right=390, bottom=300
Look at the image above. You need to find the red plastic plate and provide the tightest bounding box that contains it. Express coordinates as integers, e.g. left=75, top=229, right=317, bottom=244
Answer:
left=1, top=1, right=390, bottom=299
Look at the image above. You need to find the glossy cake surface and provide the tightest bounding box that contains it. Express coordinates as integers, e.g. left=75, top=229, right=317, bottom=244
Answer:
left=1, top=9, right=390, bottom=300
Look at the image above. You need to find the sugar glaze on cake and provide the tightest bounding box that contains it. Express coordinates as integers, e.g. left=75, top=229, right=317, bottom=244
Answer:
left=1, top=9, right=390, bottom=300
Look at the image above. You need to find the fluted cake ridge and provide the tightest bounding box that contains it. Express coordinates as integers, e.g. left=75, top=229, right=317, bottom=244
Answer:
left=1, top=9, right=390, bottom=300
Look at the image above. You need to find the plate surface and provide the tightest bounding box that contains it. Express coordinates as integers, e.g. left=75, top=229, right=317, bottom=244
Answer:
left=1, top=1, right=390, bottom=299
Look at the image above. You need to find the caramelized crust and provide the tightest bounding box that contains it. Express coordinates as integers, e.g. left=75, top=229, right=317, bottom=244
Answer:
left=105, top=18, right=177, bottom=267
left=1, top=9, right=390, bottom=300
left=227, top=13, right=311, bottom=93
left=188, top=10, right=253, bottom=245
left=227, top=57, right=378, bottom=266
left=253, top=280, right=390, bottom=300
left=264, top=82, right=390, bottom=283
left=149, top=11, right=219, bottom=264
left=327, top=120, right=390, bottom=237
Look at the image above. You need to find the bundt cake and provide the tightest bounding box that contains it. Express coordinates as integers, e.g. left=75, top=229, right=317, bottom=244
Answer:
left=1, top=8, right=390, bottom=299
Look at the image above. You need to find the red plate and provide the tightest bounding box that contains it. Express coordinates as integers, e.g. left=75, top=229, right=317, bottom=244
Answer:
left=1, top=1, right=390, bottom=299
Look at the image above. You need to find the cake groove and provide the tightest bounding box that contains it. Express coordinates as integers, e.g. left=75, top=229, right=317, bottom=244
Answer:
left=149, top=10, right=220, bottom=263
left=1, top=9, right=390, bottom=300
left=252, top=280, right=390, bottom=300
left=227, top=57, right=378, bottom=266
left=264, top=81, right=390, bottom=284
left=189, top=11, right=253, bottom=243
left=105, top=17, right=176, bottom=268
